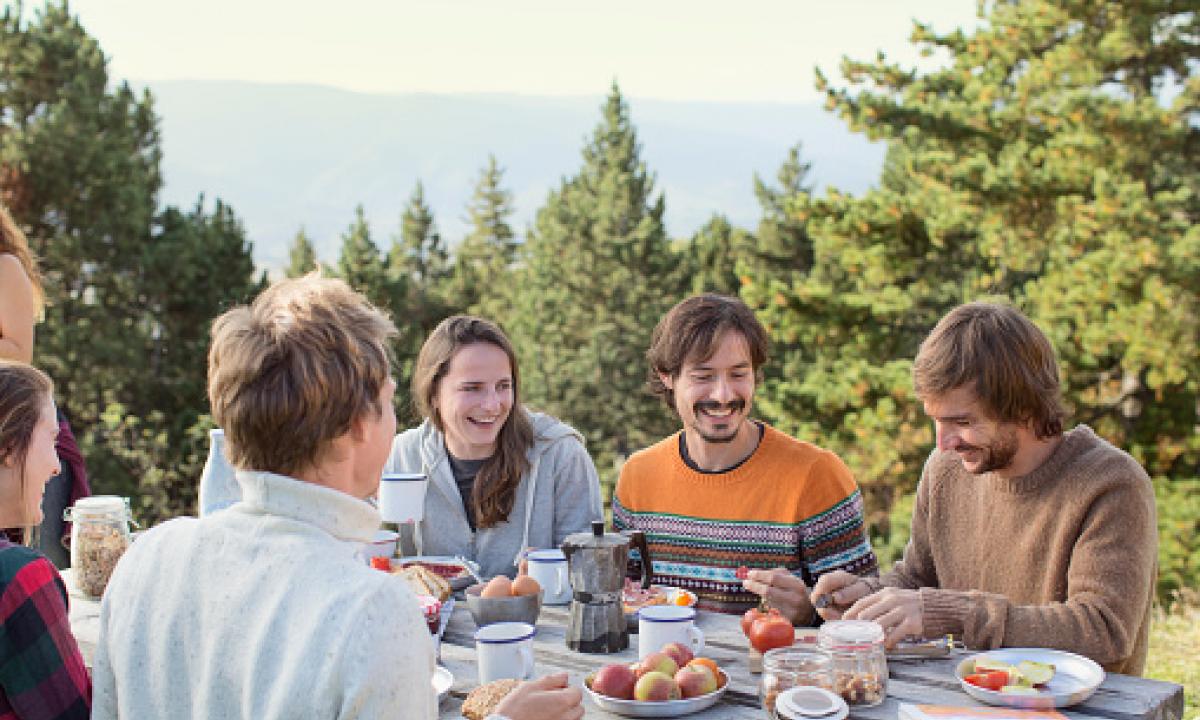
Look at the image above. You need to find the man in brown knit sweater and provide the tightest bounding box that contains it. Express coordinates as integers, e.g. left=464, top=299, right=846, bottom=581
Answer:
left=813, top=302, right=1157, bottom=675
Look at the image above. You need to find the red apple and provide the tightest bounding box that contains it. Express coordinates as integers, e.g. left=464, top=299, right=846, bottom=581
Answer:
left=636, top=651, right=679, bottom=679
left=674, top=665, right=718, bottom=698
left=592, top=663, right=638, bottom=700
left=634, top=671, right=681, bottom=702
left=660, top=641, right=694, bottom=668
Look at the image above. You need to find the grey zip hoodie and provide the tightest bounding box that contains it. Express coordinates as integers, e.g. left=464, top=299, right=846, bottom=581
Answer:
left=384, top=410, right=603, bottom=579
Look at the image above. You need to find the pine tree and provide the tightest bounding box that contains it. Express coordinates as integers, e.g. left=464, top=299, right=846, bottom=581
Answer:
left=447, top=156, right=517, bottom=315
left=336, top=205, right=389, bottom=307
left=741, top=0, right=1200, bottom=535
left=686, top=214, right=750, bottom=296
left=382, top=183, right=452, bottom=422
left=506, top=84, right=688, bottom=493
left=1, top=3, right=263, bottom=520
left=286, top=228, right=318, bottom=278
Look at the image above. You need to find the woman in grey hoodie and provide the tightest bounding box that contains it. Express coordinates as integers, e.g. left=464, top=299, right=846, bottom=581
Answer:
left=386, top=316, right=603, bottom=579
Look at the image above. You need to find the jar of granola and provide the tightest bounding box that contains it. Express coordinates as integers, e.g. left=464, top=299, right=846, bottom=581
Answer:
left=761, top=647, right=832, bottom=718
left=65, top=496, right=132, bottom=598
left=817, top=620, right=888, bottom=706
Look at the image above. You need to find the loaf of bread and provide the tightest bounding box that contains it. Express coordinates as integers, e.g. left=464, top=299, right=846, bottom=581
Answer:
left=394, top=564, right=452, bottom=602
left=462, top=679, right=521, bottom=720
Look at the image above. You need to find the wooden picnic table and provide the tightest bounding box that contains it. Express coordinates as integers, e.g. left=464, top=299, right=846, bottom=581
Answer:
left=63, top=569, right=1183, bottom=720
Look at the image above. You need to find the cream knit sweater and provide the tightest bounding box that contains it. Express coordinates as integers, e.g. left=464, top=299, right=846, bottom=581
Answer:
left=92, top=470, right=438, bottom=718
left=878, top=425, right=1156, bottom=675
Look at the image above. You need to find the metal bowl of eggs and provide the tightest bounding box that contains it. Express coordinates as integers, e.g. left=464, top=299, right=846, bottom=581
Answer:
left=465, top=574, right=543, bottom=627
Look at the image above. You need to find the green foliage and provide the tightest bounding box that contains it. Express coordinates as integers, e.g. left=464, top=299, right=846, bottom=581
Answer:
left=505, top=84, right=689, bottom=495
left=742, top=0, right=1200, bottom=532
left=387, top=182, right=454, bottom=422
left=1, top=3, right=260, bottom=524
left=686, top=214, right=751, bottom=296
left=1154, top=478, right=1200, bottom=602
left=285, top=228, right=318, bottom=278
left=1146, top=590, right=1200, bottom=720
left=447, top=156, right=518, bottom=317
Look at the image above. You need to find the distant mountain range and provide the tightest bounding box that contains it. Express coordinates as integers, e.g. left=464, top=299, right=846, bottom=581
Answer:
left=143, top=80, right=886, bottom=271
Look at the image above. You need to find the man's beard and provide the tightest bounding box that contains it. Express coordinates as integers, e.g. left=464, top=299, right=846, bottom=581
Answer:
left=692, top=400, right=746, bottom=444
left=960, top=427, right=1020, bottom=474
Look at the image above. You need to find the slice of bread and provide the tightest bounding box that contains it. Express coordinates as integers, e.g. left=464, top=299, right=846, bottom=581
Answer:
left=462, top=679, right=521, bottom=720
left=394, top=564, right=452, bottom=601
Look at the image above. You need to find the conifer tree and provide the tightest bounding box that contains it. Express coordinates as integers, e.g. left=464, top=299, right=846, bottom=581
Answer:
left=447, top=156, right=517, bottom=315
left=506, top=84, right=688, bottom=491
left=741, top=0, right=1200, bottom=531
left=687, top=214, right=750, bottom=296
left=1, top=3, right=262, bottom=518
left=385, top=183, right=453, bottom=422
left=286, top=228, right=318, bottom=278
left=336, top=205, right=389, bottom=307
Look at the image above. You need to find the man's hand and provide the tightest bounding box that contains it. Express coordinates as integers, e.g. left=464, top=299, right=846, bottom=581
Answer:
left=742, top=568, right=813, bottom=625
left=494, top=673, right=584, bottom=720
left=810, top=571, right=872, bottom=621
left=842, top=588, right=923, bottom=649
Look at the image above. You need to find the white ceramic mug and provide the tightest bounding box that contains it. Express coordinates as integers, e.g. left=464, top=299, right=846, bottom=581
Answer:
left=475, top=622, right=536, bottom=683
left=526, top=549, right=571, bottom=605
left=638, top=605, right=705, bottom=659
left=378, top=472, right=428, bottom=523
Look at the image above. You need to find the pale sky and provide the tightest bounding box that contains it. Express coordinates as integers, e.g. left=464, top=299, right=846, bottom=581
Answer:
left=62, top=0, right=983, bottom=103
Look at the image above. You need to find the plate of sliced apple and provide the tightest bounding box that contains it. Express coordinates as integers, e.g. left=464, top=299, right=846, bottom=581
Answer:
left=956, top=648, right=1104, bottom=709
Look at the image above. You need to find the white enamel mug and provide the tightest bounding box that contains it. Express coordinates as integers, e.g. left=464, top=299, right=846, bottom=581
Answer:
left=475, top=622, right=536, bottom=683
left=378, top=472, right=428, bottom=523
left=526, top=549, right=571, bottom=605
left=638, top=605, right=704, bottom=659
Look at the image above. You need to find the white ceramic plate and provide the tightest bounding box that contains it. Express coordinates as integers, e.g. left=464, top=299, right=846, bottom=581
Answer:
left=397, top=555, right=477, bottom=591
left=584, top=671, right=727, bottom=718
left=433, top=665, right=453, bottom=704
left=956, top=648, right=1105, bottom=709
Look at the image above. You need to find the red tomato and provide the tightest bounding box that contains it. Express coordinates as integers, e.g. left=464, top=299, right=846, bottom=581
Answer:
left=964, top=671, right=1008, bottom=692
left=369, top=557, right=391, bottom=571
left=748, top=614, right=795, bottom=653
left=736, top=565, right=749, bottom=580
left=741, top=607, right=764, bottom=637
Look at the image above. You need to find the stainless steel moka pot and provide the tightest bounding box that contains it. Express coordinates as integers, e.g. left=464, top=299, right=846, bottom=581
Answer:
left=560, top=521, right=652, bottom=653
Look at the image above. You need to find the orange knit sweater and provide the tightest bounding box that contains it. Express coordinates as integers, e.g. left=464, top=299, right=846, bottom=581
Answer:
left=613, top=424, right=877, bottom=615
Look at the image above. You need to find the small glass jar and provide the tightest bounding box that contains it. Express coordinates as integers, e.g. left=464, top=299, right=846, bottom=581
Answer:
left=761, top=647, right=832, bottom=718
left=64, top=496, right=132, bottom=598
left=817, top=620, right=888, bottom=706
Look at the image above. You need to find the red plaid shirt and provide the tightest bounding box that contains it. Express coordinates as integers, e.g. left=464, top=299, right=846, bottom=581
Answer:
left=0, top=540, right=90, bottom=719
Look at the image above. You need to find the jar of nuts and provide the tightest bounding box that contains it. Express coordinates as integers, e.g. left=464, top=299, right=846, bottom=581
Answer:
left=760, top=647, right=832, bottom=718
left=817, top=620, right=888, bottom=706
left=65, top=496, right=133, bottom=598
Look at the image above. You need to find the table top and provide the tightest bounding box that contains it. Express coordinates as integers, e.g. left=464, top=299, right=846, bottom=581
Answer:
left=62, top=570, right=1183, bottom=720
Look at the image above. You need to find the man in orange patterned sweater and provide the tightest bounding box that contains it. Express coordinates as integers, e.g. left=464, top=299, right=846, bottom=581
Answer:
left=613, top=294, right=877, bottom=624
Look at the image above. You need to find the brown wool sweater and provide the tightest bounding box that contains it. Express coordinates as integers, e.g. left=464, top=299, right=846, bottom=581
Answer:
left=876, top=425, right=1157, bottom=675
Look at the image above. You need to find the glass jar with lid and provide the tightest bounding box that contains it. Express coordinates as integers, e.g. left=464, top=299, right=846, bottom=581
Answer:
left=64, top=496, right=133, bottom=598
left=761, top=647, right=833, bottom=718
left=817, top=619, right=888, bottom=706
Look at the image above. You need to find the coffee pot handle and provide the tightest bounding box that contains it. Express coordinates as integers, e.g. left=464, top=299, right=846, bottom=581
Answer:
left=629, top=530, right=653, bottom=590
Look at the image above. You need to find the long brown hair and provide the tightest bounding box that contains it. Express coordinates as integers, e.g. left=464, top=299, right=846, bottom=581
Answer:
left=0, top=360, right=54, bottom=544
left=413, top=316, right=533, bottom=528
left=0, top=204, right=45, bottom=318
left=913, top=302, right=1066, bottom=439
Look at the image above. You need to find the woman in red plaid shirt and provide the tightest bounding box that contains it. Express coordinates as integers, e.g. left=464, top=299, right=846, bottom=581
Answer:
left=0, top=361, right=90, bottom=719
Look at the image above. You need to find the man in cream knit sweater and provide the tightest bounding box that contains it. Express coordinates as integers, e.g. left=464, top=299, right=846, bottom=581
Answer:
left=814, top=302, right=1157, bottom=675
left=92, top=276, right=582, bottom=719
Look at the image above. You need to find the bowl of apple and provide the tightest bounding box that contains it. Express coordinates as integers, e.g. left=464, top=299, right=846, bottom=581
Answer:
left=583, top=642, right=727, bottom=718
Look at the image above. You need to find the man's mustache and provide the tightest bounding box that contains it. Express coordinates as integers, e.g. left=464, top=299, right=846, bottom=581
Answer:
left=694, top=400, right=746, bottom=416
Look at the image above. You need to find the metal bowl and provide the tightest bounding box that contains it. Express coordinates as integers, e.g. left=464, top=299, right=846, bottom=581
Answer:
left=465, top=583, right=542, bottom=627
